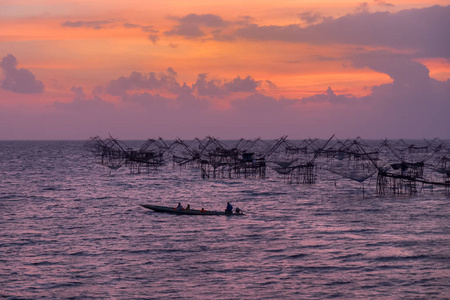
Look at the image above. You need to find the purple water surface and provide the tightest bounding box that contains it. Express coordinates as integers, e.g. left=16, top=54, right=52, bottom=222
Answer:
left=0, top=141, right=449, bottom=299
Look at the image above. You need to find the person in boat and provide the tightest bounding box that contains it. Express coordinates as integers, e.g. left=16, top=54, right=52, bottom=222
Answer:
left=186, top=204, right=191, bottom=210
left=176, top=202, right=183, bottom=210
left=200, top=207, right=206, bottom=213
left=225, top=202, right=233, bottom=214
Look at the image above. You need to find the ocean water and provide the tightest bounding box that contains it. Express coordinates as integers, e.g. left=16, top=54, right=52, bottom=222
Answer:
left=0, top=141, right=449, bottom=299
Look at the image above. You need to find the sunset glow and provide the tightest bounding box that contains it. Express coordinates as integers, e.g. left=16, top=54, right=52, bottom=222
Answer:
left=1, top=0, right=449, bottom=139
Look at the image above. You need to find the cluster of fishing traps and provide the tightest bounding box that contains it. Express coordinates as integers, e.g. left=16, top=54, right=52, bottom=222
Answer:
left=85, top=136, right=450, bottom=196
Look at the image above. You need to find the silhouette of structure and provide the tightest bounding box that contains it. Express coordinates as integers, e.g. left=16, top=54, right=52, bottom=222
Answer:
left=85, top=136, right=167, bottom=173
left=85, top=135, right=450, bottom=196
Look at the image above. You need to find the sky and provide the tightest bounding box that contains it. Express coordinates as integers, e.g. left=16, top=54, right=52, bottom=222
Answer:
left=0, top=0, right=449, bottom=140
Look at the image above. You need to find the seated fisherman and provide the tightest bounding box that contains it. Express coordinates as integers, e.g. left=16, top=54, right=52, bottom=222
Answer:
left=176, top=202, right=183, bottom=210
left=225, top=202, right=233, bottom=213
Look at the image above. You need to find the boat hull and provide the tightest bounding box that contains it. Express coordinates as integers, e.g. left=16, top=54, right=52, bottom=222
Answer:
left=140, top=204, right=244, bottom=216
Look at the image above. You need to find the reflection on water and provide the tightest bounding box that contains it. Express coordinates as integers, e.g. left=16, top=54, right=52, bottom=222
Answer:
left=0, top=141, right=449, bottom=299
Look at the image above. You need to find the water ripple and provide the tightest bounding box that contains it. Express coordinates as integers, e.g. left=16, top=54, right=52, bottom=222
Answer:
left=0, top=141, right=449, bottom=299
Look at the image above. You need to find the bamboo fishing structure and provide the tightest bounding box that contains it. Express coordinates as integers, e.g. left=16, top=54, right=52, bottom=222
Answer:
left=84, top=135, right=450, bottom=196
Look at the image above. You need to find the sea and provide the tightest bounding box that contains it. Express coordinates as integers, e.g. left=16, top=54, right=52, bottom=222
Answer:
left=0, top=140, right=449, bottom=299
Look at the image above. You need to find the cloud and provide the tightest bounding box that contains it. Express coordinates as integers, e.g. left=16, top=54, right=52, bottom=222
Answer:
left=165, top=23, right=206, bottom=38
left=123, top=23, right=160, bottom=43
left=298, top=12, right=329, bottom=25
left=122, top=92, right=172, bottom=109
left=374, top=0, right=394, bottom=7
left=231, top=93, right=296, bottom=115
left=351, top=51, right=431, bottom=87
left=62, top=21, right=162, bottom=44
left=192, top=74, right=260, bottom=97
left=0, top=54, right=44, bottom=94
left=235, top=16, right=254, bottom=26
left=352, top=51, right=448, bottom=101
left=123, top=23, right=158, bottom=33
left=346, top=51, right=450, bottom=137
left=193, top=73, right=225, bottom=97
left=355, top=2, right=370, bottom=13
left=106, top=68, right=262, bottom=100
left=61, top=20, right=112, bottom=30
left=223, top=75, right=259, bottom=93
left=224, top=51, right=450, bottom=137
left=148, top=34, right=159, bottom=44
left=301, top=87, right=361, bottom=104
left=177, top=14, right=226, bottom=27
left=121, top=89, right=210, bottom=114
left=235, top=5, right=450, bottom=59
left=54, top=86, right=114, bottom=112
left=165, top=13, right=227, bottom=38
left=47, top=50, right=449, bottom=139
left=105, top=68, right=184, bottom=96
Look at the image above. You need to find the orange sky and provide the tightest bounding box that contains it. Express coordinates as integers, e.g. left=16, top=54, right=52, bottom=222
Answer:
left=1, top=0, right=446, bottom=92
left=0, top=0, right=449, bottom=139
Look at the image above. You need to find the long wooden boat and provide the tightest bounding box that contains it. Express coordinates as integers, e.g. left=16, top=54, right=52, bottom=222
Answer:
left=140, top=204, right=244, bottom=216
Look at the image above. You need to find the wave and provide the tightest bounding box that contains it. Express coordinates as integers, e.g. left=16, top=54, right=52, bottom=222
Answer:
left=374, top=254, right=430, bottom=262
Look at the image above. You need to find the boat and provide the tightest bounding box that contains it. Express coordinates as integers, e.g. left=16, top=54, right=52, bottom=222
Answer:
left=140, top=204, right=244, bottom=216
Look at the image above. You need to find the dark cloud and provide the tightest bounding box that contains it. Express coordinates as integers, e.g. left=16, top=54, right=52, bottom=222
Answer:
left=106, top=69, right=261, bottom=99
left=235, top=5, right=450, bottom=59
left=61, top=20, right=112, bottom=30
left=177, top=14, right=226, bottom=27
left=0, top=54, right=44, bottom=94
left=223, top=76, right=259, bottom=93
left=193, top=73, right=226, bottom=97
left=351, top=51, right=431, bottom=87
left=192, top=74, right=260, bottom=97
left=105, top=68, right=184, bottom=96
left=348, top=51, right=449, bottom=136
left=352, top=51, right=448, bottom=102
left=165, top=22, right=206, bottom=38
left=165, top=13, right=226, bottom=38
